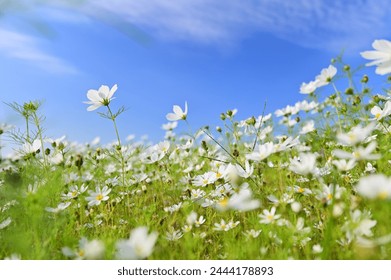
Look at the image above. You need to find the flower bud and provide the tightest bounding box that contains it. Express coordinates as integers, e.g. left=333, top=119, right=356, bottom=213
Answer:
left=245, top=116, right=256, bottom=126
left=353, top=95, right=361, bottom=106
left=344, top=88, right=354, bottom=95
left=361, top=75, right=369, bottom=83
left=220, top=113, right=226, bottom=120
left=201, top=140, right=208, bottom=151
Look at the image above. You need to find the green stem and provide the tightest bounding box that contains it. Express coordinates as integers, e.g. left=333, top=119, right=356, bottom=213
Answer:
left=107, top=105, right=126, bottom=187
left=26, top=116, right=30, bottom=143
left=331, top=83, right=343, bottom=132
left=32, top=112, right=47, bottom=167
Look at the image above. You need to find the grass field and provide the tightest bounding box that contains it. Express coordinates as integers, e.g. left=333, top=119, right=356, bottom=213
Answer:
left=1, top=45, right=391, bottom=260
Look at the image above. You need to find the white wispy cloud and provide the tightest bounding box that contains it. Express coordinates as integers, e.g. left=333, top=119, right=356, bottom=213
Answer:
left=0, top=27, right=79, bottom=74
left=77, top=0, right=391, bottom=52
left=1, top=0, right=390, bottom=71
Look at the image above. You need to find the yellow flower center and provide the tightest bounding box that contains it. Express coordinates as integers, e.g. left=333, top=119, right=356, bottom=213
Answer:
left=353, top=151, right=361, bottom=159
left=327, top=194, right=333, bottom=200
left=378, top=191, right=388, bottom=200
left=216, top=172, right=222, bottom=178
left=375, top=113, right=381, bottom=119
left=297, top=187, right=304, bottom=193
left=96, top=194, right=104, bottom=201
left=267, top=214, right=274, bottom=221
left=218, top=197, right=229, bottom=208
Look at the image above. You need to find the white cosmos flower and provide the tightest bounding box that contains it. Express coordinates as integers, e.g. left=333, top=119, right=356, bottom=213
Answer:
left=300, top=120, right=315, bottom=134
left=299, top=65, right=337, bottom=94
left=259, top=207, right=281, bottom=224
left=213, top=219, right=239, bottom=231
left=84, top=84, right=117, bottom=111
left=140, top=141, right=170, bottom=164
left=315, top=65, right=337, bottom=87
left=274, top=136, right=300, bottom=152
left=300, top=80, right=319, bottom=94
left=22, top=139, right=41, bottom=154
left=361, top=39, right=391, bottom=75
left=116, top=227, right=158, bottom=259
left=246, top=142, right=274, bottom=161
left=85, top=186, right=111, bottom=207
left=315, top=184, right=344, bottom=204
left=166, top=102, right=188, bottom=121
left=370, top=101, right=391, bottom=120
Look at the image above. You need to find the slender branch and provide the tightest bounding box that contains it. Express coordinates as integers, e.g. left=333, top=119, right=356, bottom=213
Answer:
left=252, top=101, right=267, bottom=152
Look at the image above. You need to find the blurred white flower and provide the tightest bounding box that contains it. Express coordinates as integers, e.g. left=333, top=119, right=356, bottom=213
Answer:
left=164, top=202, right=182, bottom=213
left=333, top=142, right=380, bottom=161
left=45, top=202, right=71, bottom=213
left=186, top=211, right=198, bottom=225
left=0, top=217, right=11, bottom=230
left=166, top=102, right=188, bottom=121
left=215, top=187, right=260, bottom=212
left=116, top=227, right=158, bottom=259
left=62, top=237, right=105, bottom=260
left=332, top=159, right=356, bottom=171
left=356, top=174, right=391, bottom=200
left=289, top=153, right=318, bottom=176
left=300, top=120, right=315, bottom=134
left=300, top=80, right=319, bottom=94
left=361, top=39, right=391, bottom=75
left=243, top=229, right=262, bottom=238
left=162, top=121, right=178, bottom=130
left=312, top=244, right=323, bottom=254
left=84, top=84, right=117, bottom=111
left=291, top=202, right=302, bottom=213
left=336, top=122, right=376, bottom=146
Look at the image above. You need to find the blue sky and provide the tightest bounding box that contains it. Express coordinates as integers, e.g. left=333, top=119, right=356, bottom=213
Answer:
left=1, top=0, right=391, bottom=150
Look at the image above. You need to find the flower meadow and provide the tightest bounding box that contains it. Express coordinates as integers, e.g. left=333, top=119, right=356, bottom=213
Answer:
left=1, top=40, right=391, bottom=260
